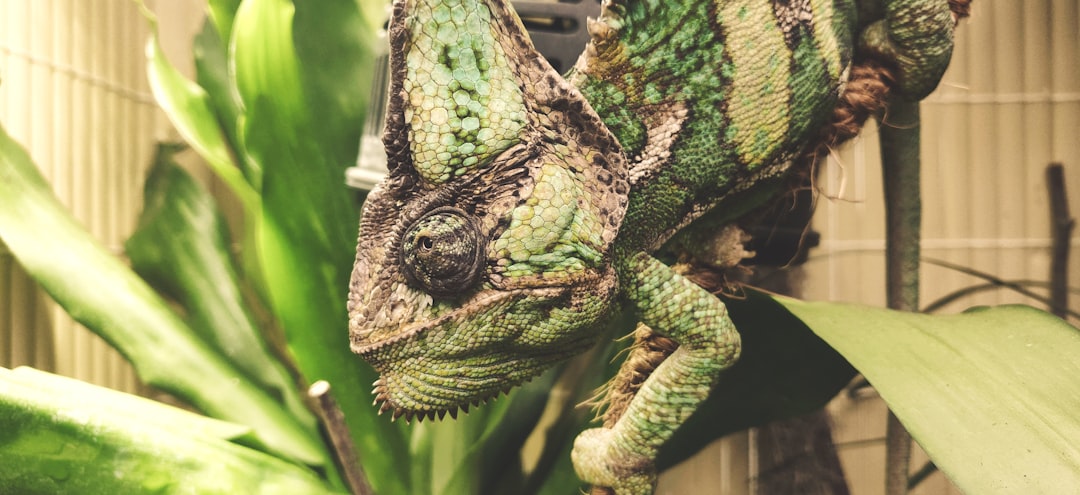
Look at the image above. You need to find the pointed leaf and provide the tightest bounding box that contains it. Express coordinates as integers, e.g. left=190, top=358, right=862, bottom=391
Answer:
left=125, top=146, right=313, bottom=427
left=207, top=0, right=243, bottom=44
left=0, top=367, right=341, bottom=495
left=193, top=19, right=258, bottom=185
left=0, top=122, right=324, bottom=467
left=293, top=0, right=374, bottom=170
left=779, top=297, right=1080, bottom=493
left=140, top=5, right=257, bottom=210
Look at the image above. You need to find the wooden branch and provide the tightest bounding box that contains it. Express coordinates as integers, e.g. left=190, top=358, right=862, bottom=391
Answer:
left=308, top=381, right=373, bottom=495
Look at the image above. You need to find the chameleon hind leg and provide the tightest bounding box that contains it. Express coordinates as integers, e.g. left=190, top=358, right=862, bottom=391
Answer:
left=572, top=252, right=741, bottom=494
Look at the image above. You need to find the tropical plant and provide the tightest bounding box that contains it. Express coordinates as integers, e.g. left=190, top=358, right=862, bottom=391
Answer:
left=1, top=1, right=1078, bottom=494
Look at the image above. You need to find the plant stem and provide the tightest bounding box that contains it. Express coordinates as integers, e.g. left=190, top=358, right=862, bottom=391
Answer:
left=1046, top=163, right=1074, bottom=319
left=879, top=98, right=922, bottom=495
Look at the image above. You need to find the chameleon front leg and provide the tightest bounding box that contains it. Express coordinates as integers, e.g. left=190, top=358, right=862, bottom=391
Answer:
left=572, top=252, right=741, bottom=494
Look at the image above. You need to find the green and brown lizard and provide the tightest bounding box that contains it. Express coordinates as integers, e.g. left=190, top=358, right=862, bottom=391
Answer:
left=348, top=0, right=964, bottom=492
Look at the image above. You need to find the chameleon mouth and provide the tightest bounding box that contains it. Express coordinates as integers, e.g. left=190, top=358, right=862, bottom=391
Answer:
left=353, top=286, right=574, bottom=422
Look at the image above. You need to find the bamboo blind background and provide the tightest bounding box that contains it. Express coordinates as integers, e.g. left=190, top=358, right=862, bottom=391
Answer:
left=0, top=1, right=1077, bottom=494
left=0, top=0, right=206, bottom=393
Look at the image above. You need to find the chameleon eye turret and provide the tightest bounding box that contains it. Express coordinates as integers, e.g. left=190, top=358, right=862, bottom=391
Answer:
left=400, top=207, right=485, bottom=298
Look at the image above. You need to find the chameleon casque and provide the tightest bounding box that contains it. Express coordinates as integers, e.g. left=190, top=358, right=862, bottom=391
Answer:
left=348, top=0, right=963, bottom=492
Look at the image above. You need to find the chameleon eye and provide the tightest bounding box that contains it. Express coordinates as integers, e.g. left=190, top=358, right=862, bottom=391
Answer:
left=400, top=207, right=485, bottom=298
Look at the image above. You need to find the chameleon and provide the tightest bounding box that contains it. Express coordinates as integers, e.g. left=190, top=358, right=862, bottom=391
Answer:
left=347, top=0, right=963, bottom=492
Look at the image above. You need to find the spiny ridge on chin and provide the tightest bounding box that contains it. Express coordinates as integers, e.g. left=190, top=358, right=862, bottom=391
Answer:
left=370, top=377, right=527, bottom=424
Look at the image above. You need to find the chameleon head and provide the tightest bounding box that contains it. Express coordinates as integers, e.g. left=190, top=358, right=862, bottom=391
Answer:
left=347, top=0, right=629, bottom=421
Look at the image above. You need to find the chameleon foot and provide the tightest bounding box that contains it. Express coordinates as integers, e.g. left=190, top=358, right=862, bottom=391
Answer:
left=571, top=427, right=656, bottom=495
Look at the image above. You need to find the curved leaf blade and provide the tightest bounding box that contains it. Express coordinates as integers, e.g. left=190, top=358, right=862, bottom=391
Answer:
left=140, top=5, right=258, bottom=210
left=0, top=367, right=340, bottom=495
left=780, top=298, right=1080, bottom=493
left=0, top=123, right=325, bottom=468
left=125, top=147, right=314, bottom=427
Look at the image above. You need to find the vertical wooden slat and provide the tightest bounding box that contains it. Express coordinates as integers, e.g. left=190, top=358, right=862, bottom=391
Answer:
left=1051, top=0, right=1080, bottom=245
left=53, top=0, right=79, bottom=380
left=969, top=2, right=1000, bottom=309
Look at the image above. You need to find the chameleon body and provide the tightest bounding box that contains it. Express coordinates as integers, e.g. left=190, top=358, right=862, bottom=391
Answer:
left=348, top=0, right=959, bottom=492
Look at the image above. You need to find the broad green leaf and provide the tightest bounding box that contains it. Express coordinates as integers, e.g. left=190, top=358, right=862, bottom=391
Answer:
left=140, top=4, right=258, bottom=211
left=293, top=0, right=373, bottom=170
left=5, top=367, right=255, bottom=443
left=409, top=419, right=436, bottom=495
left=125, top=146, right=313, bottom=428
left=780, top=298, right=1080, bottom=493
left=0, top=122, right=324, bottom=467
left=230, top=0, right=409, bottom=492
left=657, top=290, right=856, bottom=469
left=0, top=367, right=340, bottom=495
left=190, top=17, right=272, bottom=304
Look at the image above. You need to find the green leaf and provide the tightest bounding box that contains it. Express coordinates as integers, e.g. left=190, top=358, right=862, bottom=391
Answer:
left=779, top=297, right=1080, bottom=493
left=0, top=122, right=324, bottom=468
left=140, top=4, right=257, bottom=210
left=193, top=19, right=258, bottom=186
left=125, top=145, right=314, bottom=428
left=0, top=367, right=341, bottom=495
left=230, top=1, right=409, bottom=492
left=658, top=290, right=856, bottom=469
left=293, top=0, right=374, bottom=170
left=207, top=0, right=243, bottom=43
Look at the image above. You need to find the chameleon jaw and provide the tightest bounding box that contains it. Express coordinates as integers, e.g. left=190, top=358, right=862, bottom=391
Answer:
left=353, top=286, right=579, bottom=423
left=370, top=376, right=519, bottom=423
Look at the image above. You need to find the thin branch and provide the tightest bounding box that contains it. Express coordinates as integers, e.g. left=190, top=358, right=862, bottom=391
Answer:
left=907, top=461, right=938, bottom=490
left=921, top=278, right=1080, bottom=318
left=921, top=258, right=1080, bottom=318
left=308, top=381, right=373, bottom=495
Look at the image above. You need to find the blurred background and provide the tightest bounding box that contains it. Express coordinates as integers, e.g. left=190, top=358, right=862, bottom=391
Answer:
left=1, top=0, right=1077, bottom=493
